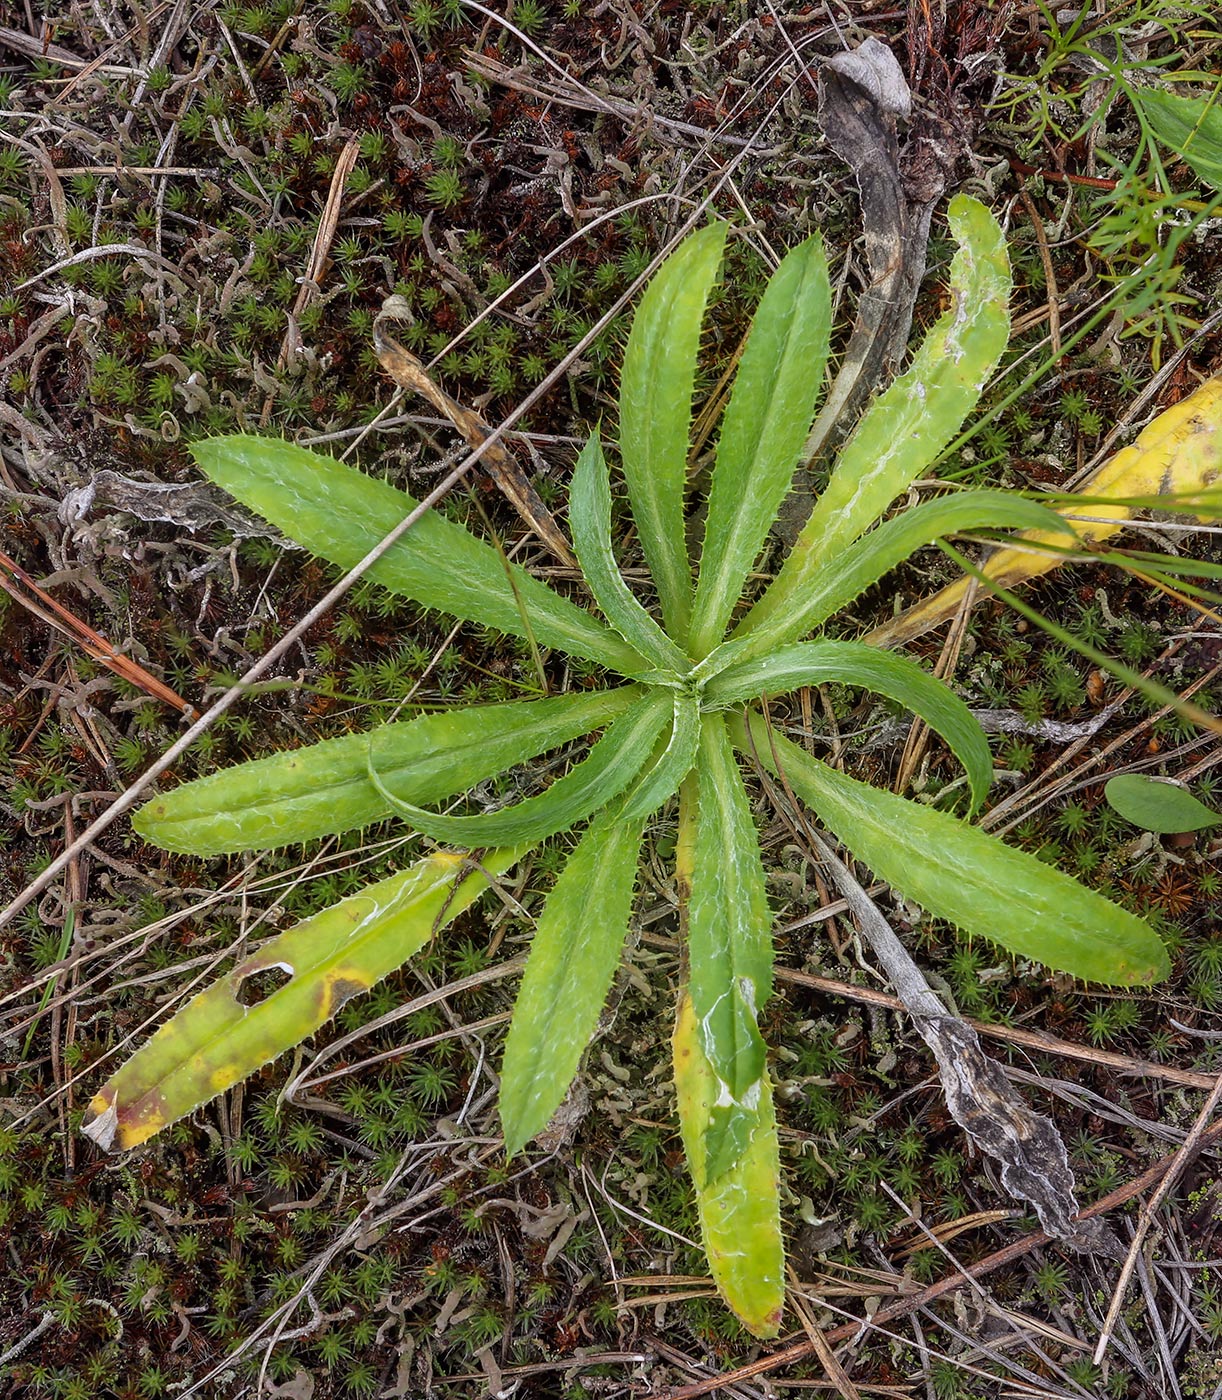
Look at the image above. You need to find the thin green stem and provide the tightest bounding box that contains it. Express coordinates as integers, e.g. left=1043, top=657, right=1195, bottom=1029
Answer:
left=938, top=540, right=1222, bottom=735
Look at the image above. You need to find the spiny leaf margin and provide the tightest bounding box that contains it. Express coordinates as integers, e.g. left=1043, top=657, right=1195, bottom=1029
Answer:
left=733, top=711, right=1170, bottom=986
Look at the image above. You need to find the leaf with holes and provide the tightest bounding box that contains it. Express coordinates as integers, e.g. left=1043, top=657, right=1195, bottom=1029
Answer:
left=84, top=849, right=522, bottom=1151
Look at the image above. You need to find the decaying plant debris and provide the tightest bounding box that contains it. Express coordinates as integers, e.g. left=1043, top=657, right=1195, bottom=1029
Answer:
left=2, top=2, right=1222, bottom=1397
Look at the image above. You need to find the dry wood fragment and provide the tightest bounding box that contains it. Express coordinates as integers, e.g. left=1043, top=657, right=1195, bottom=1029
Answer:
left=1093, top=1070, right=1222, bottom=1363
left=261, top=136, right=361, bottom=426
left=775, top=966, right=1219, bottom=1093
left=787, top=1267, right=863, bottom=1400
left=791, top=822, right=1107, bottom=1254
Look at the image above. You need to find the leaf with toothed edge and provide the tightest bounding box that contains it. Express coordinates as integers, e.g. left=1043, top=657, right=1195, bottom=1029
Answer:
left=569, top=428, right=690, bottom=677
left=673, top=989, right=784, bottom=1339
left=83, top=848, right=524, bottom=1152
left=687, top=714, right=774, bottom=1183
left=91, top=195, right=1178, bottom=1348
left=739, top=194, right=1011, bottom=645
left=500, top=698, right=702, bottom=1157
left=191, top=434, right=652, bottom=679
left=863, top=374, right=1222, bottom=650
left=709, top=489, right=1075, bottom=670
left=619, top=691, right=702, bottom=822
left=690, top=231, right=832, bottom=658
left=499, top=807, right=646, bottom=1157
left=365, top=689, right=672, bottom=845
left=133, top=687, right=643, bottom=855
left=732, top=711, right=1170, bottom=986
left=704, top=639, right=994, bottom=814
left=617, top=223, right=727, bottom=647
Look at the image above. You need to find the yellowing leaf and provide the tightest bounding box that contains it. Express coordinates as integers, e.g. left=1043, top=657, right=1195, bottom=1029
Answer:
left=83, top=849, right=522, bottom=1152
left=866, top=375, right=1222, bottom=648
left=672, top=990, right=785, bottom=1339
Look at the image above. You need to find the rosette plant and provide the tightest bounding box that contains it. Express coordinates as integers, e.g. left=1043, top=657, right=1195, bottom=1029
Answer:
left=84, top=196, right=1168, bottom=1336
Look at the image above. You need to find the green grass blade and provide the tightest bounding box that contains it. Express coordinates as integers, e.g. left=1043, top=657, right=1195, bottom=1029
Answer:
left=619, top=691, right=702, bottom=821
left=569, top=427, right=690, bottom=675
left=618, top=223, right=727, bottom=645
left=688, top=714, right=773, bottom=1182
left=719, top=489, right=1073, bottom=666
left=673, top=989, right=784, bottom=1339
left=134, top=687, right=641, bottom=855
left=192, top=435, right=651, bottom=678
left=368, top=690, right=671, bottom=845
left=732, top=712, right=1169, bottom=986
left=83, top=848, right=524, bottom=1152
left=690, top=234, right=831, bottom=656
left=499, top=808, right=646, bottom=1156
left=705, top=640, right=993, bottom=813
left=937, top=540, right=1222, bottom=736
left=22, top=907, right=74, bottom=1062
left=740, top=195, right=1011, bottom=640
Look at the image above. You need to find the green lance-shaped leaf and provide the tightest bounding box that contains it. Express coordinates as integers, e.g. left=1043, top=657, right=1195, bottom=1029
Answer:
left=713, top=489, right=1074, bottom=668
left=499, top=695, right=704, bottom=1155
left=620, top=691, right=702, bottom=821
left=705, top=640, right=993, bottom=814
left=135, top=687, right=641, bottom=855
left=689, top=233, right=832, bottom=657
left=192, top=435, right=650, bottom=678
left=83, top=848, right=523, bottom=1152
left=732, top=712, right=1170, bottom=986
left=1140, top=87, right=1222, bottom=193
left=367, top=689, right=672, bottom=845
left=569, top=427, right=690, bottom=676
left=739, top=195, right=1011, bottom=642
left=688, top=714, right=774, bottom=1182
left=673, top=989, right=784, bottom=1339
left=1105, top=774, right=1221, bottom=834
left=499, top=806, right=646, bottom=1156
left=618, top=223, right=728, bottom=646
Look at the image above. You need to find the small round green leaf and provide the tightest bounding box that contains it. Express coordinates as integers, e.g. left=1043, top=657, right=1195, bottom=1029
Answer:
left=1104, top=775, right=1221, bottom=834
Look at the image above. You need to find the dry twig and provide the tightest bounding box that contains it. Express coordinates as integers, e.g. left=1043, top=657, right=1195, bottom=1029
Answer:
left=1093, top=1071, right=1222, bottom=1363
left=0, top=546, right=195, bottom=715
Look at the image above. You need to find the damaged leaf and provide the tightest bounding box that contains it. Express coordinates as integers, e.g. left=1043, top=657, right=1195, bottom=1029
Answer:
left=739, top=195, right=1012, bottom=644
left=687, top=715, right=773, bottom=1182
left=673, top=990, right=784, bottom=1338
left=83, top=848, right=522, bottom=1151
